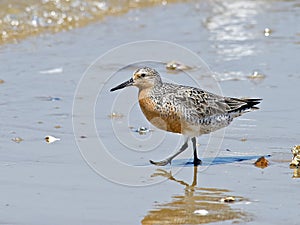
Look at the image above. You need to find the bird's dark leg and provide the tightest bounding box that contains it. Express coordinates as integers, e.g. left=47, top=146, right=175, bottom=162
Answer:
left=150, top=138, right=189, bottom=166
left=191, top=137, right=202, bottom=166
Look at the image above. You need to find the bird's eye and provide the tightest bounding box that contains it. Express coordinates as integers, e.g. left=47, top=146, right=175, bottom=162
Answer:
left=141, top=73, right=146, bottom=77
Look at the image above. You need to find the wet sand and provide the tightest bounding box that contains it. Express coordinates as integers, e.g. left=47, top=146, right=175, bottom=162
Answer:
left=1, top=1, right=300, bottom=224
left=0, top=0, right=182, bottom=45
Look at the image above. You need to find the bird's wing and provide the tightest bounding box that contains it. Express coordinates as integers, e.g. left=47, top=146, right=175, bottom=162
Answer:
left=171, top=86, right=260, bottom=122
left=174, top=87, right=229, bottom=120
left=157, top=84, right=261, bottom=123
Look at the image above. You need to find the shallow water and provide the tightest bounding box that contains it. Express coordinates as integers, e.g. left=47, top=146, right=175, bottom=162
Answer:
left=1, top=0, right=300, bottom=224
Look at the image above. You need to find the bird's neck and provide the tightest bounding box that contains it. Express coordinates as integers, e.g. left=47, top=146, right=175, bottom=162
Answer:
left=138, top=87, right=152, bottom=100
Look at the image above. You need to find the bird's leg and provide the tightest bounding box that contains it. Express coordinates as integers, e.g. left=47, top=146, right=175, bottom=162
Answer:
left=150, top=138, right=189, bottom=166
left=191, top=137, right=202, bottom=166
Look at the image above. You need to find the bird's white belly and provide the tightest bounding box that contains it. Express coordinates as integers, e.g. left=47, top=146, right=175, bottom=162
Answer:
left=183, top=114, right=233, bottom=137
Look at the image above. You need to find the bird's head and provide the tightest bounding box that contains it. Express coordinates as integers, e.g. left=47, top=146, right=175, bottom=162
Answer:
left=110, top=67, right=162, bottom=92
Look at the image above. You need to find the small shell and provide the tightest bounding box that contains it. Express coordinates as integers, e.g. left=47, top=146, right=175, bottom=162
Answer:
left=264, top=28, right=272, bottom=37
left=137, top=126, right=148, bottom=135
left=220, top=196, right=235, bottom=203
left=108, top=112, right=124, bottom=119
left=247, top=71, right=266, bottom=80
left=45, top=135, right=60, bottom=143
left=290, top=145, right=300, bottom=167
left=130, top=126, right=153, bottom=135
left=48, top=97, right=61, bottom=101
left=166, top=61, right=191, bottom=71
left=11, top=137, right=23, bottom=143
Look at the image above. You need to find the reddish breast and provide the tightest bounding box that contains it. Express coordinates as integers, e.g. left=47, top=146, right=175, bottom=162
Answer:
left=138, top=94, right=182, bottom=134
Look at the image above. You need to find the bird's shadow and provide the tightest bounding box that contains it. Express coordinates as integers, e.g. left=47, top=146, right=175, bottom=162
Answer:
left=170, top=155, right=271, bottom=167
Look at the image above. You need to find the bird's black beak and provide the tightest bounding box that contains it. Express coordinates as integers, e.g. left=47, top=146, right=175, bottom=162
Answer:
left=110, top=78, right=134, bottom=92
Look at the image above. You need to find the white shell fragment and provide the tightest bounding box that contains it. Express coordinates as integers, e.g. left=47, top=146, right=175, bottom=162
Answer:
left=39, top=67, right=63, bottom=74
left=45, top=135, right=60, bottom=143
left=194, top=209, right=209, bottom=216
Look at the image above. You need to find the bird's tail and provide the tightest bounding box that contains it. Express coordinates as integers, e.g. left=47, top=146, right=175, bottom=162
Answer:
left=226, top=98, right=262, bottom=116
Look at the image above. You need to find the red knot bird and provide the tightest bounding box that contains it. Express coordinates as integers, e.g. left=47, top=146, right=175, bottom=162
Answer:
left=110, top=67, right=261, bottom=166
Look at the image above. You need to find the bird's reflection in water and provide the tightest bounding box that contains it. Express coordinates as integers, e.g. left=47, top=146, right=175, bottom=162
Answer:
left=142, top=167, right=250, bottom=224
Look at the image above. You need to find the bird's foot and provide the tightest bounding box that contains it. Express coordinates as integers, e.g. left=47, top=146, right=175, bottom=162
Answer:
left=149, top=159, right=171, bottom=166
left=193, top=158, right=202, bottom=166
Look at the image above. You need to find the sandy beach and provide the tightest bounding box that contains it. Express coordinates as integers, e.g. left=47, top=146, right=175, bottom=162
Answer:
left=1, top=1, right=300, bottom=224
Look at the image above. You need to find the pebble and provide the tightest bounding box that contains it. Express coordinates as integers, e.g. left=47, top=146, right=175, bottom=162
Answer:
left=254, top=156, right=269, bottom=169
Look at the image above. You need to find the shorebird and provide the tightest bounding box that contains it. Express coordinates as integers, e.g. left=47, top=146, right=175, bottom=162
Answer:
left=110, top=67, right=261, bottom=166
